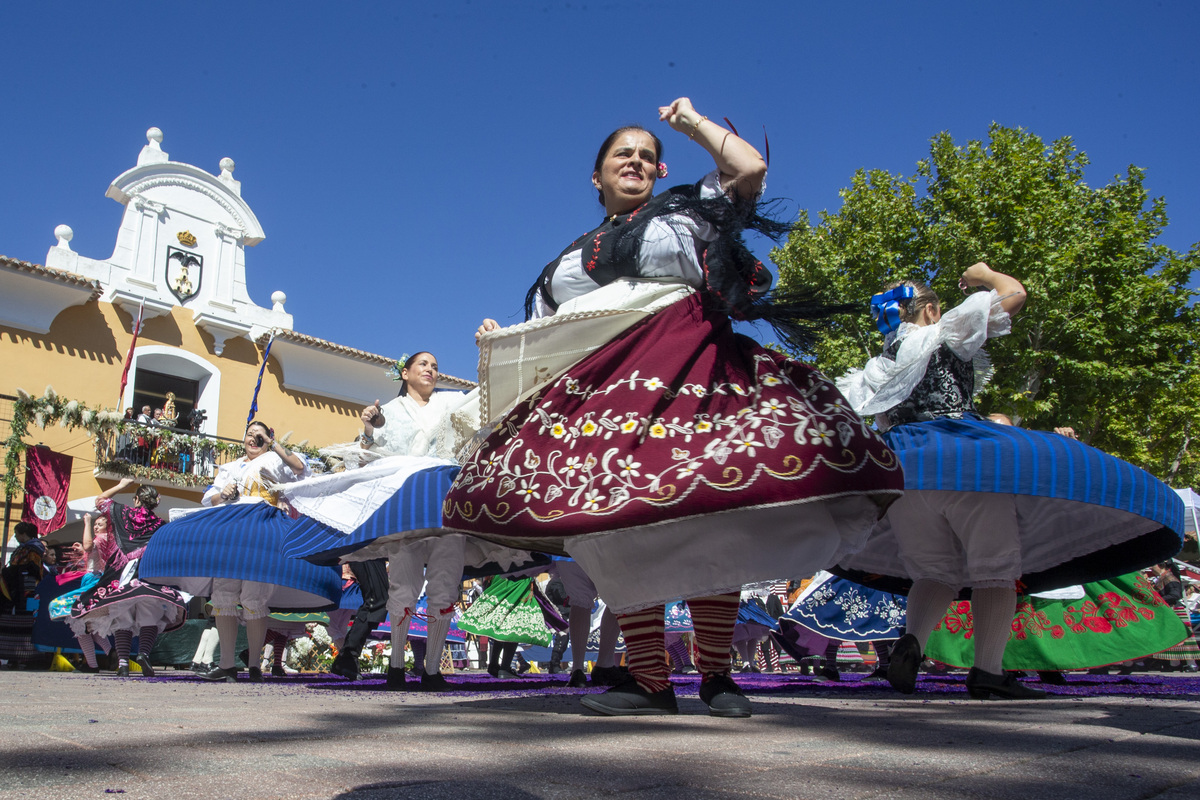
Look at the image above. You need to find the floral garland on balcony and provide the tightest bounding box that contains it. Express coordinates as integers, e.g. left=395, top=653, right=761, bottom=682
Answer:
left=3, top=387, right=332, bottom=499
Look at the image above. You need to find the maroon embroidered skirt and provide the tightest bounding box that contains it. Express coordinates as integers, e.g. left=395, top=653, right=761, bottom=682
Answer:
left=444, top=293, right=904, bottom=611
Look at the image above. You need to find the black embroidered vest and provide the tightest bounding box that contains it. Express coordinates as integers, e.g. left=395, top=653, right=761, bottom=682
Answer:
left=883, top=340, right=978, bottom=425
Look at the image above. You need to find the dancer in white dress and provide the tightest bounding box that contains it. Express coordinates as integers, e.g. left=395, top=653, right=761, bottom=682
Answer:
left=283, top=352, right=535, bottom=690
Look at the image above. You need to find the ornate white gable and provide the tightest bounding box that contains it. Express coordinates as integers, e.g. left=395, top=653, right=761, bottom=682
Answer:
left=45, top=128, right=292, bottom=354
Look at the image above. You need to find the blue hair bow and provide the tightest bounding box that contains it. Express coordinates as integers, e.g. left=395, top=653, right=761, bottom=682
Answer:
left=869, top=285, right=915, bottom=335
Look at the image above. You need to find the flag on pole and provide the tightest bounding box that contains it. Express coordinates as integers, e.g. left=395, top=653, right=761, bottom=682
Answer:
left=247, top=331, right=276, bottom=426
left=22, top=446, right=73, bottom=535
left=117, top=299, right=146, bottom=407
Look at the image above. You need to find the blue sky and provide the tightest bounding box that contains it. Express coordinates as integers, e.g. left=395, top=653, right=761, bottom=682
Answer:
left=2, top=1, right=1197, bottom=385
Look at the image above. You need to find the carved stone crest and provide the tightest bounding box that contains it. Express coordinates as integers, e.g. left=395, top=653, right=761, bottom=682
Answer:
left=165, top=246, right=203, bottom=303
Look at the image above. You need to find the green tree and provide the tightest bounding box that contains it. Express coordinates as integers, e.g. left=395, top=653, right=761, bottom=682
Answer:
left=774, top=124, right=1200, bottom=487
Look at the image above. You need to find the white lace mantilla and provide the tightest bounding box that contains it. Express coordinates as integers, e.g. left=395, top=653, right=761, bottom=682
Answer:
left=475, top=280, right=693, bottom=427
left=282, top=454, right=456, bottom=533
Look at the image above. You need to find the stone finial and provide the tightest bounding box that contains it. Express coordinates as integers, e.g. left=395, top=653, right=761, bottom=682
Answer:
left=54, top=225, right=74, bottom=251
left=219, top=156, right=242, bottom=195
left=138, top=127, right=169, bottom=166
left=271, top=291, right=287, bottom=312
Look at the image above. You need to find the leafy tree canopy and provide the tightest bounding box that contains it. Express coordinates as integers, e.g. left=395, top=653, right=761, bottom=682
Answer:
left=774, top=124, right=1200, bottom=487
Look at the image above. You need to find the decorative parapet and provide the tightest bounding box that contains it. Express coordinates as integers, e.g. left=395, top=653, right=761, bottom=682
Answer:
left=2, top=388, right=332, bottom=499
left=253, top=328, right=476, bottom=406
left=0, top=255, right=103, bottom=334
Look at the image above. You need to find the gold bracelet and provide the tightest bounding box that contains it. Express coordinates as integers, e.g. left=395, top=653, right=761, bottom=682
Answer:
left=688, top=116, right=709, bottom=139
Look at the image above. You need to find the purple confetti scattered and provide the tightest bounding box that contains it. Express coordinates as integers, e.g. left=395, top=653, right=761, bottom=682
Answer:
left=131, top=669, right=1200, bottom=702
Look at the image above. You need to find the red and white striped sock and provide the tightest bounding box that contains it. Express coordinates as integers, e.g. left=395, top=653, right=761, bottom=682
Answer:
left=616, top=606, right=670, bottom=693
left=686, top=593, right=740, bottom=678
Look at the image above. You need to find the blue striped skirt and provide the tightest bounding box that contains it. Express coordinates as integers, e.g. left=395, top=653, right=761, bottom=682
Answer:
left=283, top=465, right=459, bottom=566
left=837, top=418, right=1185, bottom=594
left=139, top=502, right=342, bottom=612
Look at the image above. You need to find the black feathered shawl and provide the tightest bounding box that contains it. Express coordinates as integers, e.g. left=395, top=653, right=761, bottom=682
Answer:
left=524, top=178, right=848, bottom=354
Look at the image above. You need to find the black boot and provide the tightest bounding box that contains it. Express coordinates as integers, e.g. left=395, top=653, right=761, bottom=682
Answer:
left=385, top=666, right=409, bottom=691
left=330, top=651, right=360, bottom=680
left=548, top=632, right=568, bottom=674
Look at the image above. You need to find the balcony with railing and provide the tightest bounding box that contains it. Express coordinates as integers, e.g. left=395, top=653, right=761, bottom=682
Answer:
left=3, top=390, right=331, bottom=497
left=92, top=421, right=247, bottom=490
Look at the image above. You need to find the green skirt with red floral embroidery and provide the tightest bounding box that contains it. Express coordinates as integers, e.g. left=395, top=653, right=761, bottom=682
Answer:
left=923, top=572, right=1190, bottom=670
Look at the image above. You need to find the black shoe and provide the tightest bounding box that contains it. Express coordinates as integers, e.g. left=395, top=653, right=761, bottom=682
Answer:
left=329, top=653, right=359, bottom=681
left=421, top=672, right=451, bottom=691
left=494, top=668, right=518, bottom=680
left=698, top=672, right=752, bottom=718
left=818, top=665, right=841, bottom=682
left=199, top=665, right=238, bottom=683
left=1037, top=670, right=1068, bottom=685
left=887, top=634, right=922, bottom=695
left=385, top=666, right=409, bottom=691
left=567, top=669, right=588, bottom=688
left=271, top=664, right=287, bottom=678
left=580, top=677, right=678, bottom=716
left=116, top=664, right=129, bottom=678
left=133, top=654, right=155, bottom=678
left=190, top=661, right=211, bottom=675
left=548, top=662, right=562, bottom=675
left=247, top=667, right=264, bottom=683
left=78, top=664, right=101, bottom=674
left=866, top=666, right=889, bottom=680
left=589, top=665, right=629, bottom=686
left=966, top=667, right=1048, bottom=700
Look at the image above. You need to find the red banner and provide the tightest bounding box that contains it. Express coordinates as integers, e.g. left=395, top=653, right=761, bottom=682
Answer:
left=21, top=446, right=73, bottom=535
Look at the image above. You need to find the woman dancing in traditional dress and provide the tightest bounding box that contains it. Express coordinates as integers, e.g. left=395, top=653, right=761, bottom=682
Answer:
left=836, top=265, right=1185, bottom=699
left=139, top=421, right=342, bottom=682
left=1149, top=561, right=1200, bottom=671
left=65, top=478, right=187, bottom=677
left=280, top=352, right=537, bottom=690
left=776, top=571, right=903, bottom=680
left=450, top=96, right=904, bottom=717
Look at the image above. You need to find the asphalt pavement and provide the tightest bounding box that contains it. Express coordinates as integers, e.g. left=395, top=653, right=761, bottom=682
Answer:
left=2, top=668, right=1199, bottom=800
